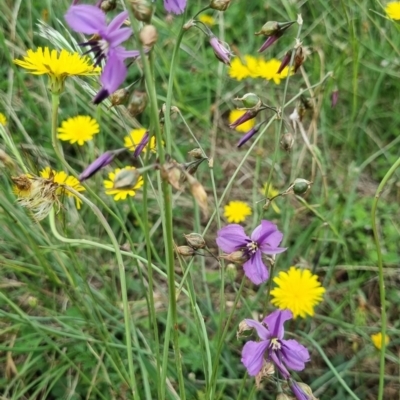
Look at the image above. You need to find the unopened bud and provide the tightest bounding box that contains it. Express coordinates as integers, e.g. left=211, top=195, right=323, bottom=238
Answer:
left=210, top=0, right=231, bottom=11
left=130, top=0, right=153, bottom=23
left=27, top=296, right=38, bottom=308
left=113, top=168, right=141, bottom=190
left=219, top=250, right=247, bottom=264
left=280, top=131, right=295, bottom=152
left=292, top=178, right=311, bottom=195
left=109, top=87, right=131, bottom=108
left=255, top=21, right=279, bottom=36
left=226, top=263, right=237, bottom=280
left=176, top=245, right=195, bottom=256
left=235, top=93, right=262, bottom=109
left=100, top=0, right=117, bottom=12
left=188, top=148, right=204, bottom=159
left=127, top=91, right=147, bottom=117
left=184, top=233, right=206, bottom=249
left=139, top=24, right=158, bottom=48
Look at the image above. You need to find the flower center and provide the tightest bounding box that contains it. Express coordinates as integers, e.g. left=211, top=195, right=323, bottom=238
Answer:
left=246, top=241, right=259, bottom=255
left=98, top=39, right=110, bottom=56
left=270, top=338, right=281, bottom=350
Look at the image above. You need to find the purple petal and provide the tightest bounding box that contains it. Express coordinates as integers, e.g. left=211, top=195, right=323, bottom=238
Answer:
left=133, top=131, right=150, bottom=157
left=258, top=35, right=279, bottom=53
left=79, top=151, right=114, bottom=181
left=270, top=351, right=290, bottom=379
left=252, top=220, right=286, bottom=255
left=263, top=309, right=293, bottom=339
left=100, top=50, right=127, bottom=93
left=243, top=251, right=269, bottom=285
left=229, top=110, right=254, bottom=129
left=241, top=340, right=270, bottom=376
left=281, top=339, right=310, bottom=371
left=164, top=0, right=187, bottom=14
left=244, top=319, right=270, bottom=340
left=216, top=224, right=248, bottom=253
left=106, top=11, right=129, bottom=34
left=65, top=5, right=106, bottom=34
left=237, top=127, right=258, bottom=148
left=107, top=27, right=133, bottom=47
left=290, top=382, right=310, bottom=400
left=251, top=220, right=278, bottom=242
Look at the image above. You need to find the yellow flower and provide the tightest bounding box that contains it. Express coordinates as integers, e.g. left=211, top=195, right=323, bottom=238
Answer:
left=262, top=183, right=281, bottom=214
left=57, top=115, right=100, bottom=145
left=40, top=167, right=85, bottom=209
left=229, top=109, right=255, bottom=133
left=385, top=1, right=400, bottom=19
left=224, top=200, right=252, bottom=223
left=228, top=55, right=259, bottom=80
left=14, top=47, right=100, bottom=93
left=104, top=166, right=144, bottom=201
left=371, top=332, right=390, bottom=350
left=198, top=14, right=216, bottom=26
left=0, top=112, right=7, bottom=126
left=270, top=267, right=326, bottom=318
left=257, top=58, right=291, bottom=84
left=124, top=128, right=155, bottom=153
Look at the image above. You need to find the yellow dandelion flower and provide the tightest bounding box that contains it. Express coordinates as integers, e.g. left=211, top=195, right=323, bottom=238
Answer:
left=257, top=58, right=292, bottom=84
left=40, top=167, right=85, bottom=209
left=124, top=128, right=156, bottom=153
left=57, top=115, right=100, bottom=145
left=198, top=14, right=216, bottom=26
left=270, top=267, right=326, bottom=318
left=262, top=183, right=281, bottom=214
left=371, top=332, right=390, bottom=350
left=0, top=112, right=7, bottom=126
left=104, top=166, right=144, bottom=201
left=228, top=55, right=259, bottom=80
left=229, top=109, right=255, bottom=133
left=14, top=47, right=101, bottom=94
left=385, top=1, right=400, bottom=19
left=224, top=200, right=252, bottom=223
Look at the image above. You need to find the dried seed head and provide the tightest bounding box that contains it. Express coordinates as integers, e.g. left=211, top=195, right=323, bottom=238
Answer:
left=139, top=25, right=158, bottom=48
left=176, top=245, right=195, bottom=256
left=130, top=0, right=153, bottom=23
left=293, top=45, right=305, bottom=73
left=127, top=91, right=148, bottom=117
left=219, top=250, right=247, bottom=264
left=210, top=0, right=231, bottom=11
left=292, top=178, right=312, bottom=195
left=255, top=361, right=275, bottom=389
left=100, top=0, right=117, bottom=12
left=109, top=87, right=131, bottom=108
left=188, top=148, right=204, bottom=159
left=160, top=160, right=182, bottom=190
left=184, top=233, right=206, bottom=249
left=237, top=320, right=252, bottom=338
left=280, top=131, right=295, bottom=152
left=113, top=168, right=141, bottom=190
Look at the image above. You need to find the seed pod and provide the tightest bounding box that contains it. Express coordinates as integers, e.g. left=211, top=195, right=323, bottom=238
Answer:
left=176, top=245, right=195, bottom=256
left=139, top=25, right=158, bottom=48
left=235, top=93, right=262, bottom=110
left=100, top=0, right=117, bottom=12
left=185, top=173, right=208, bottom=218
left=184, top=233, right=206, bottom=249
left=130, top=0, right=153, bottom=23
left=188, top=148, right=204, bottom=159
left=210, top=0, right=231, bottom=11
left=127, top=91, right=148, bottom=117
left=109, top=88, right=131, bottom=108
left=293, top=178, right=311, bottom=195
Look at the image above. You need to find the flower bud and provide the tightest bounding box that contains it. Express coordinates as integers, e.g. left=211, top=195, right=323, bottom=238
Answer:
left=210, top=0, right=231, bottom=11
left=184, top=233, right=206, bottom=249
left=292, top=178, right=311, bottom=196
left=79, top=150, right=122, bottom=182
left=209, top=36, right=232, bottom=65
left=219, top=250, right=247, bottom=264
left=255, top=21, right=279, bottom=36
left=188, top=148, right=204, bottom=159
left=176, top=245, right=195, bottom=256
left=27, top=296, right=38, bottom=308
left=280, top=131, right=295, bottom=152
left=226, top=263, right=237, bottom=280
left=294, top=382, right=314, bottom=398
left=100, top=0, right=117, bottom=12
left=130, top=0, right=153, bottom=23
left=235, top=93, right=261, bottom=109
left=113, top=168, right=141, bottom=190
left=127, top=91, right=148, bottom=117
left=139, top=24, right=158, bottom=48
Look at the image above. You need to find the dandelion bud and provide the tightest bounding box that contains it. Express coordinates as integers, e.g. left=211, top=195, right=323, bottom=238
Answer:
left=130, top=0, right=153, bottom=23
left=280, top=131, right=295, bottom=152
left=109, top=87, right=131, bottom=108
left=176, top=245, right=195, bottom=256
left=185, top=173, right=208, bottom=217
left=226, top=263, right=237, bottom=280
left=184, top=233, right=206, bottom=249
left=139, top=25, right=158, bottom=48
left=100, top=0, right=117, bottom=12
left=188, top=148, right=204, bottom=159
left=113, top=168, right=141, bottom=190
left=210, top=0, right=231, bottom=10
left=293, top=178, right=311, bottom=196
left=236, top=93, right=262, bottom=109
left=127, top=91, right=147, bottom=117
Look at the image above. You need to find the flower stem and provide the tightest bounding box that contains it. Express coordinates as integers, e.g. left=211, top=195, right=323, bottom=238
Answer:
left=371, top=157, right=400, bottom=400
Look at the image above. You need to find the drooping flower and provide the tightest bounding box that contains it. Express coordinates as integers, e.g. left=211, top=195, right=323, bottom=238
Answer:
left=270, top=267, right=325, bottom=318
left=371, top=332, right=390, bottom=350
left=228, top=55, right=259, bottom=80
left=224, top=201, right=252, bottom=223
left=255, top=21, right=295, bottom=53
left=241, top=309, right=310, bottom=378
left=65, top=5, right=141, bottom=103
left=103, top=166, right=144, bottom=201
left=216, top=220, right=286, bottom=284
left=0, top=113, right=7, bottom=126
left=198, top=14, right=216, bottom=26
left=164, top=0, right=187, bottom=14
left=124, top=128, right=156, bottom=155
left=57, top=115, right=100, bottom=145
left=257, top=58, right=292, bottom=84
left=14, top=47, right=100, bottom=93
left=385, top=1, right=400, bottom=19
left=40, top=167, right=85, bottom=209
left=209, top=37, right=232, bottom=65
left=229, top=109, right=257, bottom=132
left=290, top=381, right=312, bottom=400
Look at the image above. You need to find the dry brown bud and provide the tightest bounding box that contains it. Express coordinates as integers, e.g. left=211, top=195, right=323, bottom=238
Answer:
left=100, top=0, right=117, bottom=12
left=139, top=25, right=158, bottom=48
left=160, top=160, right=182, bottom=190
left=184, top=233, right=206, bottom=249
left=280, top=131, right=295, bottom=152
left=185, top=173, right=208, bottom=218
left=219, top=250, right=247, bottom=264
left=127, top=91, right=148, bottom=117
left=188, top=148, right=204, bottom=159
left=176, top=245, right=195, bottom=256
left=130, top=0, right=153, bottom=23
left=109, top=88, right=131, bottom=108
left=210, top=0, right=231, bottom=11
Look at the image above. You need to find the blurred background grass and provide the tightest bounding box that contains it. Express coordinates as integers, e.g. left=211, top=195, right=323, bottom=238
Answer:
left=0, top=0, right=399, bottom=399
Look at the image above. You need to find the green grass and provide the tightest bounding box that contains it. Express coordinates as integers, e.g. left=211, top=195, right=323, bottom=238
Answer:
left=0, top=0, right=399, bottom=399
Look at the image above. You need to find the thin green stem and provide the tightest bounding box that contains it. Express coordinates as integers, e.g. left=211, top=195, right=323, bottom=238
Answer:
left=371, top=157, right=400, bottom=400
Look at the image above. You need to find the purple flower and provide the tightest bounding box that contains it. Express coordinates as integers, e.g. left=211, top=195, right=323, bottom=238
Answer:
left=258, top=35, right=280, bottom=52
left=229, top=109, right=258, bottom=130
left=277, top=51, right=292, bottom=74
left=209, top=37, right=232, bottom=65
left=133, top=131, right=149, bottom=157
left=65, top=5, right=141, bottom=103
left=241, top=310, right=310, bottom=378
left=164, top=0, right=187, bottom=14
left=216, top=220, right=286, bottom=284
left=290, top=381, right=311, bottom=400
